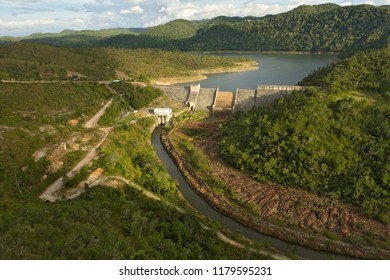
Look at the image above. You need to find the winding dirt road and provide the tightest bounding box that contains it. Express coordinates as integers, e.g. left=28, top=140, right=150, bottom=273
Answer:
left=40, top=98, right=113, bottom=202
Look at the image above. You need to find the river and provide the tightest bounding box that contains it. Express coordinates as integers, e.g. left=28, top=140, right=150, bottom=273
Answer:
left=173, top=52, right=335, bottom=91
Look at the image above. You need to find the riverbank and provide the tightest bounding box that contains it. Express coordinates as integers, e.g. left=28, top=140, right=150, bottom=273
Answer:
left=151, top=61, right=258, bottom=86
left=194, top=50, right=340, bottom=55
left=160, top=114, right=390, bottom=260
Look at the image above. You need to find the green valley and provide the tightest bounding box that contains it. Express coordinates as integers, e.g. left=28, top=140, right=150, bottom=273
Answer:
left=0, top=2, right=389, bottom=260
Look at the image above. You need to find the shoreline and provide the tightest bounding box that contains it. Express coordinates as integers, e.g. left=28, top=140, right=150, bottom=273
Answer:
left=192, top=50, right=340, bottom=55
left=151, top=61, right=258, bottom=86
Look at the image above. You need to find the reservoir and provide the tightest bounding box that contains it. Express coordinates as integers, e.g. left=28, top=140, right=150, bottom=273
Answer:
left=174, top=52, right=335, bottom=90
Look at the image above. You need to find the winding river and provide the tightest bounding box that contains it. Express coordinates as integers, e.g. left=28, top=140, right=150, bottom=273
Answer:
left=151, top=126, right=352, bottom=260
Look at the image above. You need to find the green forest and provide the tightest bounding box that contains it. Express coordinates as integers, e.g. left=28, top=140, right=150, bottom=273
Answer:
left=110, top=83, right=163, bottom=110
left=0, top=185, right=263, bottom=259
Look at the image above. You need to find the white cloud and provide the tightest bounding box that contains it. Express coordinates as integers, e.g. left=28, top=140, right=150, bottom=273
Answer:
left=157, top=0, right=294, bottom=23
left=120, top=5, right=144, bottom=14
left=0, top=19, right=55, bottom=29
left=126, top=0, right=145, bottom=4
left=98, top=0, right=115, bottom=5
left=340, top=1, right=353, bottom=5
left=146, top=15, right=169, bottom=27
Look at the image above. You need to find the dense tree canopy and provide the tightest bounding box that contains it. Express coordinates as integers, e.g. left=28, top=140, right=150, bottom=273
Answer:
left=0, top=186, right=262, bottom=259
left=218, top=90, right=390, bottom=223
left=300, top=45, right=390, bottom=93
left=110, top=83, right=163, bottom=110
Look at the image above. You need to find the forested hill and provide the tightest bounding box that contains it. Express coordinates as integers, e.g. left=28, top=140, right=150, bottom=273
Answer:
left=0, top=43, right=249, bottom=81
left=11, top=4, right=389, bottom=52
left=300, top=44, right=390, bottom=93
left=143, top=19, right=200, bottom=40
left=218, top=89, right=390, bottom=224
left=0, top=28, right=147, bottom=46
left=99, top=4, right=390, bottom=52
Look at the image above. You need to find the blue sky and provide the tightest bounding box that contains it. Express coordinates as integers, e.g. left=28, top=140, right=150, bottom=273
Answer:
left=0, top=0, right=389, bottom=36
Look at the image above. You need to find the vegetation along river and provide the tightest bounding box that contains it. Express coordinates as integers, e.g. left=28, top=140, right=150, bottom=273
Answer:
left=152, top=126, right=352, bottom=260
left=174, top=52, right=335, bottom=90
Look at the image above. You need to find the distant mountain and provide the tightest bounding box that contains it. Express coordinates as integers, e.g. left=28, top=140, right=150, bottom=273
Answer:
left=0, top=42, right=248, bottom=81
left=2, top=4, right=389, bottom=54
left=0, top=28, right=148, bottom=46
left=186, top=4, right=390, bottom=52
left=288, top=3, right=340, bottom=14
left=101, top=4, right=390, bottom=53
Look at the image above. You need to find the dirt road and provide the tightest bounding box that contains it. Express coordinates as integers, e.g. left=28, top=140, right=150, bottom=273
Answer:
left=83, top=98, right=113, bottom=128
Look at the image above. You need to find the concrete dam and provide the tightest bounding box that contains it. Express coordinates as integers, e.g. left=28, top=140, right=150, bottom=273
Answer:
left=155, top=84, right=306, bottom=112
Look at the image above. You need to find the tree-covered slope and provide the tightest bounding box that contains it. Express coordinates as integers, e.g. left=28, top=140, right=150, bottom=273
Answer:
left=0, top=28, right=145, bottom=46
left=218, top=90, right=390, bottom=223
left=0, top=43, right=115, bottom=80
left=144, top=19, right=199, bottom=40
left=189, top=5, right=390, bottom=51
left=0, top=43, right=250, bottom=81
left=0, top=185, right=265, bottom=259
left=300, top=44, right=390, bottom=93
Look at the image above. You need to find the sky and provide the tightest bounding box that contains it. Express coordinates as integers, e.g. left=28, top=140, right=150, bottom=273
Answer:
left=0, top=0, right=389, bottom=37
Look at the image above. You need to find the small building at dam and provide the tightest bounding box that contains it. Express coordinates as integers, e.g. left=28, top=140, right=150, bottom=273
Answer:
left=154, top=84, right=306, bottom=113
left=153, top=108, right=173, bottom=124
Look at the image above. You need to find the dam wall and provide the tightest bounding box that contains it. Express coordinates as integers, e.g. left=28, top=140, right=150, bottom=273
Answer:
left=234, top=89, right=257, bottom=112
left=155, top=84, right=307, bottom=113
left=154, top=85, right=189, bottom=103
left=254, top=85, right=305, bottom=108
left=197, top=88, right=218, bottom=111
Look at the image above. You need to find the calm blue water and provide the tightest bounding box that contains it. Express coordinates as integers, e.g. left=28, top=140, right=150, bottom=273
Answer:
left=173, top=52, right=335, bottom=91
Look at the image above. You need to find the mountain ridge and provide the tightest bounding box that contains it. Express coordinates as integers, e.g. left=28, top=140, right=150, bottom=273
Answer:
left=2, top=4, right=389, bottom=53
